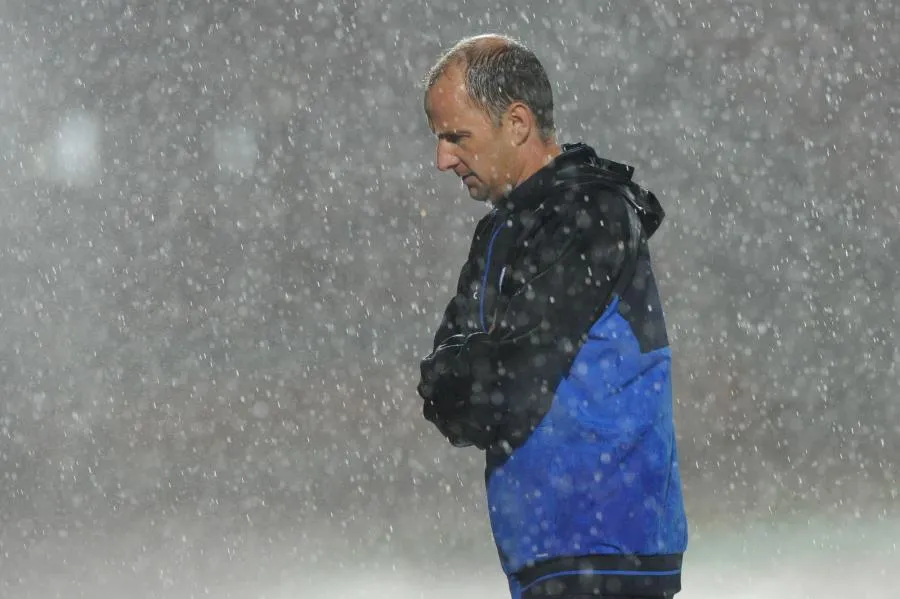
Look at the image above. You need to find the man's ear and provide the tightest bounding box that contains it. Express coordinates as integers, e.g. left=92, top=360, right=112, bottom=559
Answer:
left=505, top=102, right=534, bottom=146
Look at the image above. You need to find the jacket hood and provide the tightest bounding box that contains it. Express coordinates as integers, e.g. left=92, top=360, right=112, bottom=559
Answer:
left=502, top=142, right=665, bottom=239
left=557, top=143, right=665, bottom=238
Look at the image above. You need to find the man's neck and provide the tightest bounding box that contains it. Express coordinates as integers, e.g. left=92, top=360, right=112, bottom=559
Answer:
left=489, top=142, right=564, bottom=206
left=515, top=142, right=563, bottom=187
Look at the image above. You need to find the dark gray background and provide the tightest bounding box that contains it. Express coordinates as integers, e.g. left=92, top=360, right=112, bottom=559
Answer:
left=1, top=1, right=897, bottom=597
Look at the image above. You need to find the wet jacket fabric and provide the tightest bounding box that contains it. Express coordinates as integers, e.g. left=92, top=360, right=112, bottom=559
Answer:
left=417, top=143, right=688, bottom=598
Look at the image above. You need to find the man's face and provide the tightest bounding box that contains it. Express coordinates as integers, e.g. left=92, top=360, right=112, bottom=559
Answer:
left=424, top=66, right=516, bottom=203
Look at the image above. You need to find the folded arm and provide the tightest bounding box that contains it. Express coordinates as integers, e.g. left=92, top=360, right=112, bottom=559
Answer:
left=418, top=191, right=636, bottom=448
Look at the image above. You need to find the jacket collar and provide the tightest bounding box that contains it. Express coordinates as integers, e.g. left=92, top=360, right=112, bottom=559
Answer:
left=492, top=142, right=665, bottom=239
left=494, top=142, right=635, bottom=214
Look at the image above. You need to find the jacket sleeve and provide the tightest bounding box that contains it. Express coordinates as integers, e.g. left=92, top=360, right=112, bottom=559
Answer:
left=418, top=190, right=636, bottom=449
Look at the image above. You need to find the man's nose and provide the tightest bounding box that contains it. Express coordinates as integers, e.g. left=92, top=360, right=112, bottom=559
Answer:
left=435, top=140, right=459, bottom=172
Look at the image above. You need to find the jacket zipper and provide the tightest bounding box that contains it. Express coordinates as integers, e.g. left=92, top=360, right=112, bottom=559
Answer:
left=479, top=218, right=507, bottom=332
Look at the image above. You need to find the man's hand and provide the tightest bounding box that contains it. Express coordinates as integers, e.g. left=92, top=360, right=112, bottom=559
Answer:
left=417, top=332, right=507, bottom=449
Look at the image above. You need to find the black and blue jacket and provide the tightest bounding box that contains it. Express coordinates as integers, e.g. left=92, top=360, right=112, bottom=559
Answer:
left=418, top=143, right=688, bottom=598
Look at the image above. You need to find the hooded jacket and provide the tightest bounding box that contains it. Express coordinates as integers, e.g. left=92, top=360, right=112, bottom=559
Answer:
left=417, top=143, right=687, bottom=598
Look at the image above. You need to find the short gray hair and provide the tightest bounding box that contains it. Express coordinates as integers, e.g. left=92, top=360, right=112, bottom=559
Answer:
left=424, top=34, right=555, bottom=141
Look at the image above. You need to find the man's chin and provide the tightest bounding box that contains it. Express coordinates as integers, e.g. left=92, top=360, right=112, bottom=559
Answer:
left=465, top=187, right=491, bottom=203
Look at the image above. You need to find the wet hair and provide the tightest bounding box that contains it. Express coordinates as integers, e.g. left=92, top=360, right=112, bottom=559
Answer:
left=424, top=34, right=555, bottom=141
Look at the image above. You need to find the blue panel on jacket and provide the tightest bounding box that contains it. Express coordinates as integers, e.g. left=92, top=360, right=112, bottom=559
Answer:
left=486, top=297, right=688, bottom=575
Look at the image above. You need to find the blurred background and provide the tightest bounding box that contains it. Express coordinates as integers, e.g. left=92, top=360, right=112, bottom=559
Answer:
left=0, top=1, right=897, bottom=597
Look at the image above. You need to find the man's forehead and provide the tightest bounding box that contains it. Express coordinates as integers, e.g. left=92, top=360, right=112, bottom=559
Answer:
left=426, top=71, right=474, bottom=114
left=425, top=85, right=461, bottom=129
left=425, top=105, right=464, bottom=135
left=426, top=65, right=468, bottom=107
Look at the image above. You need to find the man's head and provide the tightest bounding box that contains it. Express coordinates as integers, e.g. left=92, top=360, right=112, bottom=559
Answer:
left=423, top=34, right=559, bottom=203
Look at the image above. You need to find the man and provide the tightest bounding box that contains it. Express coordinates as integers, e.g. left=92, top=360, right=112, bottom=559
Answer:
left=416, top=34, right=688, bottom=599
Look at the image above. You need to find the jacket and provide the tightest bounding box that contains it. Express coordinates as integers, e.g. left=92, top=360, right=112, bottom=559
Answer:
left=417, top=143, right=688, bottom=598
